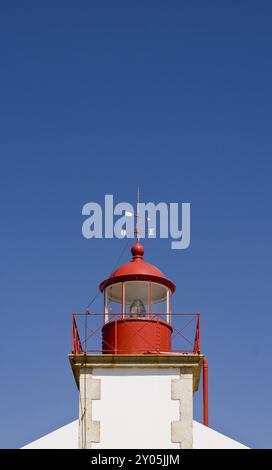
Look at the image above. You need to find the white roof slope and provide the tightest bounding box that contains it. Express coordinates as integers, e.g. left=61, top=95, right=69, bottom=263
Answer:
left=22, top=420, right=248, bottom=449
left=193, top=421, right=248, bottom=449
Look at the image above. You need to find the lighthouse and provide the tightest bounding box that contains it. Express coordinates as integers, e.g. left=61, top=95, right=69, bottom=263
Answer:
left=22, top=238, right=249, bottom=449
left=69, top=240, right=208, bottom=449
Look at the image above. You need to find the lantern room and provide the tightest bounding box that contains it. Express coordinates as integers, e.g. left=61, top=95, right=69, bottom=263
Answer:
left=99, top=242, right=176, bottom=354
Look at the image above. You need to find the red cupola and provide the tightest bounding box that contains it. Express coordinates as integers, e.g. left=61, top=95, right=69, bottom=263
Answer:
left=99, top=242, right=176, bottom=354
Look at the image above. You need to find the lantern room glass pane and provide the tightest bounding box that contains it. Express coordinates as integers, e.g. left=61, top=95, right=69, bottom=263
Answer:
left=105, top=283, right=122, bottom=320
left=123, top=281, right=170, bottom=320
left=151, top=283, right=167, bottom=303
left=105, top=281, right=171, bottom=322
left=150, top=283, right=168, bottom=322
left=125, top=281, right=149, bottom=317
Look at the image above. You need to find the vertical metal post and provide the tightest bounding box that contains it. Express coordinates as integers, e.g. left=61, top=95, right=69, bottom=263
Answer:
left=72, top=313, right=75, bottom=354
left=166, top=290, right=171, bottom=323
left=148, top=282, right=152, bottom=318
left=84, top=312, right=87, bottom=355
left=196, top=313, right=201, bottom=353
left=122, top=282, right=125, bottom=319
left=115, top=318, right=117, bottom=354
left=104, top=290, right=109, bottom=323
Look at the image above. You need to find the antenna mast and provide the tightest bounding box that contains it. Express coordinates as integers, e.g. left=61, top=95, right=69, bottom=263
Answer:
left=136, top=187, right=140, bottom=243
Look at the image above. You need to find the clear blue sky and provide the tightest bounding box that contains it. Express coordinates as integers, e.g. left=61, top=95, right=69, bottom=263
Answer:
left=0, top=1, right=271, bottom=449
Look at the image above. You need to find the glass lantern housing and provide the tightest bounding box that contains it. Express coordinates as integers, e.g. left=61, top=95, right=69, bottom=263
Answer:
left=104, top=280, right=171, bottom=323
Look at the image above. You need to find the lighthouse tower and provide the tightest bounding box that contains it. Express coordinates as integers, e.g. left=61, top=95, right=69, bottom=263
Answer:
left=69, top=241, right=207, bottom=449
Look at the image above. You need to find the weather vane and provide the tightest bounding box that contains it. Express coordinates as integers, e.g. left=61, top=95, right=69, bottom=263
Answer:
left=122, top=188, right=154, bottom=239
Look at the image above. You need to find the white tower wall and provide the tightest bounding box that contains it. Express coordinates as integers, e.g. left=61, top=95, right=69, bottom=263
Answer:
left=78, top=366, right=194, bottom=449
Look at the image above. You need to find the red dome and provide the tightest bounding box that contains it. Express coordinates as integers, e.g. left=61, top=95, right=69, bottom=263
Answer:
left=99, top=242, right=176, bottom=293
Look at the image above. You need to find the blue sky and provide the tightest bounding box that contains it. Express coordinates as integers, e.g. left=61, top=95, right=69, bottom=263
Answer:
left=0, top=1, right=272, bottom=448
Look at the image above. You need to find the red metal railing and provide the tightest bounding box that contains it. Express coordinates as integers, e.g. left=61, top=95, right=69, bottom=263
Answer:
left=71, top=312, right=201, bottom=355
left=71, top=311, right=208, bottom=427
left=193, top=313, right=201, bottom=354
left=72, top=314, right=83, bottom=355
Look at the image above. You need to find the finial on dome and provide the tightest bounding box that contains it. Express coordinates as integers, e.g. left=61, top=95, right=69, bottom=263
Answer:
left=131, top=189, right=144, bottom=259
left=131, top=242, right=144, bottom=259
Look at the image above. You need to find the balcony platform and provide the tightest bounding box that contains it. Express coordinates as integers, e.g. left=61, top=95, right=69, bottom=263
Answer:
left=69, top=352, right=203, bottom=392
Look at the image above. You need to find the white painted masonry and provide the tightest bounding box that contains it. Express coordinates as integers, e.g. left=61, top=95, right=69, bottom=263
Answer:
left=171, top=368, right=193, bottom=448
left=22, top=358, right=248, bottom=449
left=22, top=420, right=248, bottom=449
left=193, top=421, right=248, bottom=449
left=92, top=368, right=180, bottom=449
left=22, top=421, right=78, bottom=449
left=78, top=368, right=100, bottom=449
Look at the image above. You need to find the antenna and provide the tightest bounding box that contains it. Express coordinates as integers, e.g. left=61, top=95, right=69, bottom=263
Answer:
left=136, top=187, right=140, bottom=243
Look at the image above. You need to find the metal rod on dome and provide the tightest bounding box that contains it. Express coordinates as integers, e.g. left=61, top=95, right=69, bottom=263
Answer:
left=136, top=187, right=140, bottom=243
